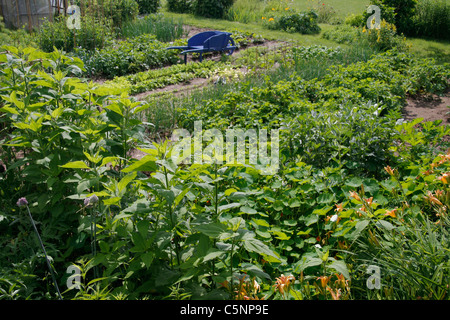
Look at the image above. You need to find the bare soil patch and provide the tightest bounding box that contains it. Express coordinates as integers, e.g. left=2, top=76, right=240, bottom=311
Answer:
left=403, top=88, right=450, bottom=124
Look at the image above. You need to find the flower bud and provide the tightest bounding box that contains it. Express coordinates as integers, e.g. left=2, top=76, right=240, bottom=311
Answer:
left=16, top=197, right=28, bottom=208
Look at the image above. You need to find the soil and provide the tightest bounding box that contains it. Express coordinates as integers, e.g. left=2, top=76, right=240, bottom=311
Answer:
left=403, top=88, right=450, bottom=124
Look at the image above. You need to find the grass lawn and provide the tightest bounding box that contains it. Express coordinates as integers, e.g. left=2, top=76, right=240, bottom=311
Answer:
left=287, top=0, right=370, bottom=18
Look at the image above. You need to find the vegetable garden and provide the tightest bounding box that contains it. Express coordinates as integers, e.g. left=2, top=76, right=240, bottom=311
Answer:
left=0, top=0, right=449, bottom=302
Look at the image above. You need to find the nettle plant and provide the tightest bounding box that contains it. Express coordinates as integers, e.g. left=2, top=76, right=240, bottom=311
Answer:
left=0, top=46, right=150, bottom=298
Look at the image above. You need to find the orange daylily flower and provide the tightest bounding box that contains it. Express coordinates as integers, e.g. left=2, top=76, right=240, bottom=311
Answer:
left=335, top=203, right=344, bottom=212
left=349, top=191, right=361, bottom=201
left=438, top=172, right=449, bottom=184
left=334, top=273, right=350, bottom=291
left=365, top=197, right=373, bottom=206
left=385, top=208, right=397, bottom=218
left=425, top=191, right=443, bottom=206
left=274, top=274, right=295, bottom=295
left=384, top=165, right=395, bottom=176
left=327, top=287, right=341, bottom=300
left=317, top=275, right=330, bottom=289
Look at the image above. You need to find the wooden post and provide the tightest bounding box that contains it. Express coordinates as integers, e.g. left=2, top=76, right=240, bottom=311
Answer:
left=26, top=0, right=32, bottom=32
left=16, top=0, right=20, bottom=29
left=48, top=0, right=52, bottom=22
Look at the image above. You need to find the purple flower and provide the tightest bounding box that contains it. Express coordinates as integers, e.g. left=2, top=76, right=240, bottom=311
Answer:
left=84, top=194, right=99, bottom=207
left=16, top=197, right=28, bottom=207
left=90, top=194, right=99, bottom=204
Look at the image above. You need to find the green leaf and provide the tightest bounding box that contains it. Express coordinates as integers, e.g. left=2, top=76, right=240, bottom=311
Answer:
left=305, top=214, right=319, bottom=226
left=294, top=257, right=323, bottom=273
left=0, top=106, right=19, bottom=114
left=271, top=230, right=291, bottom=240
left=118, top=172, right=137, bottom=193
left=103, top=197, right=121, bottom=206
left=84, top=151, right=102, bottom=165
left=349, top=220, right=370, bottom=239
left=345, top=177, right=363, bottom=188
left=240, top=206, right=258, bottom=215
left=141, top=252, right=154, bottom=268
left=240, top=263, right=271, bottom=280
left=194, top=222, right=227, bottom=238
left=218, top=202, right=241, bottom=213
left=328, top=260, right=350, bottom=279
left=243, top=238, right=279, bottom=261
left=173, top=186, right=191, bottom=208
left=376, top=220, right=395, bottom=231
left=317, top=192, right=335, bottom=204
left=60, top=161, right=90, bottom=169
left=224, top=188, right=238, bottom=196
left=122, top=155, right=157, bottom=173
left=203, top=250, right=225, bottom=262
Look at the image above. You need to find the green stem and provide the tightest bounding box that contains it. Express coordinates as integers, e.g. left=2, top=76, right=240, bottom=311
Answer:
left=230, top=239, right=235, bottom=299
left=163, top=165, right=181, bottom=268
left=25, top=205, right=62, bottom=300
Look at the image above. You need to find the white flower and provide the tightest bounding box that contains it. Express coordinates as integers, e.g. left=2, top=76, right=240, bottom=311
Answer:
left=315, top=244, right=322, bottom=249
left=330, top=214, right=338, bottom=222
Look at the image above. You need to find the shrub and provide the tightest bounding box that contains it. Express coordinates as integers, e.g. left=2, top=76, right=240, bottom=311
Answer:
left=363, top=20, right=409, bottom=52
left=411, top=0, right=450, bottom=40
left=193, top=0, right=235, bottom=19
left=264, top=10, right=321, bottom=34
left=136, top=0, right=160, bottom=14
left=345, top=13, right=365, bottom=28
left=368, top=0, right=418, bottom=35
left=322, top=24, right=364, bottom=45
left=166, top=0, right=196, bottom=13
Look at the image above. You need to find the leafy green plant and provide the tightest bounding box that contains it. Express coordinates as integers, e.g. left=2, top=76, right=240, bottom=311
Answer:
left=194, top=0, right=235, bottom=19
left=37, top=14, right=112, bottom=53
left=166, top=0, right=196, bottom=13
left=73, top=35, right=182, bottom=79
left=264, top=9, right=321, bottom=34
left=368, top=0, right=418, bottom=35
left=344, top=13, right=365, bottom=27
left=101, top=60, right=232, bottom=94
left=136, top=0, right=161, bottom=14
left=363, top=20, right=409, bottom=52
left=347, top=156, right=450, bottom=299
left=74, top=0, right=139, bottom=30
